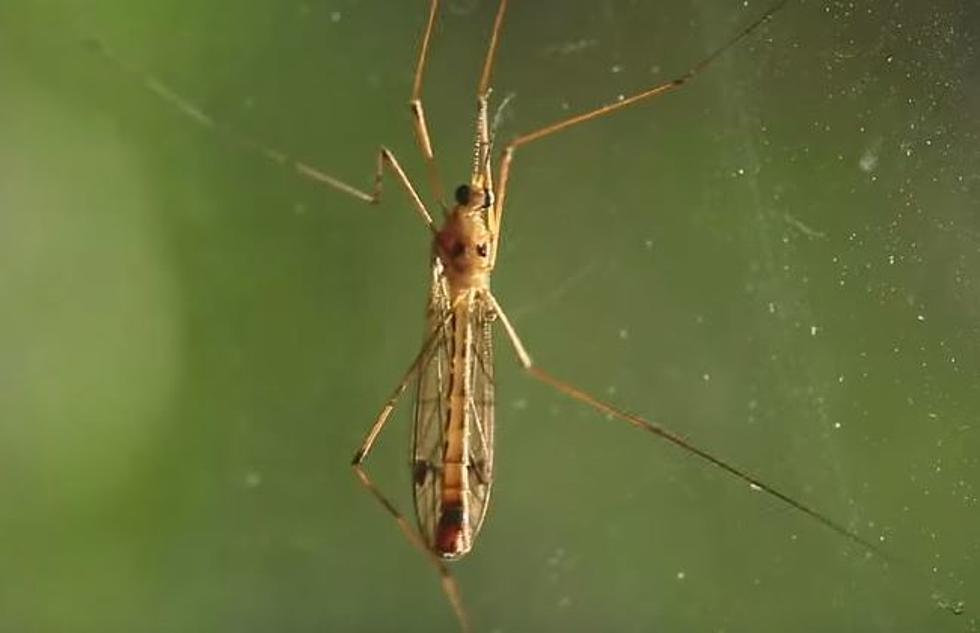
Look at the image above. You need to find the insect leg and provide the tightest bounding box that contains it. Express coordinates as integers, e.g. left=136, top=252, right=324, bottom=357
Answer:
left=409, top=0, right=448, bottom=208
left=85, top=40, right=436, bottom=232
left=489, top=0, right=791, bottom=267
left=350, top=304, right=471, bottom=633
left=477, top=0, right=509, bottom=100
left=482, top=290, right=894, bottom=563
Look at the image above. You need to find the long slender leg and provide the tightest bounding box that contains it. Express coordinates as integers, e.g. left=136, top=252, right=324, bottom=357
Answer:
left=374, top=147, right=437, bottom=230
left=350, top=304, right=471, bottom=633
left=409, top=0, right=448, bottom=208
left=84, top=39, right=436, bottom=232
left=483, top=290, right=896, bottom=563
left=478, top=0, right=509, bottom=99
left=489, top=0, right=791, bottom=267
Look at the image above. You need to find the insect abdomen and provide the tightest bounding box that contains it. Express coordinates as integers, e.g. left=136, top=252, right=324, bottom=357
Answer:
left=435, top=500, right=466, bottom=557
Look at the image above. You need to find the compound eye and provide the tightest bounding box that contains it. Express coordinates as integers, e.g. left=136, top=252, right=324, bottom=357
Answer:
left=454, top=184, right=471, bottom=205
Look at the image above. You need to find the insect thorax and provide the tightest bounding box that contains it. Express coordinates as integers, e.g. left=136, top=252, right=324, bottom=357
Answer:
left=435, top=207, right=493, bottom=292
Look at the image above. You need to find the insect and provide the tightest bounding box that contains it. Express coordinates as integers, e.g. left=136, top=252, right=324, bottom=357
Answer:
left=88, top=0, right=901, bottom=630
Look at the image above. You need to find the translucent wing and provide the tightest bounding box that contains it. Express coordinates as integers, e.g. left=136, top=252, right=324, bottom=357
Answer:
left=466, top=290, right=495, bottom=536
left=412, top=260, right=454, bottom=549
left=411, top=259, right=495, bottom=558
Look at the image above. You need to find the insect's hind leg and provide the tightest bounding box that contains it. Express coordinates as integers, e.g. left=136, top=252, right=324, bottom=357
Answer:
left=350, top=465, right=471, bottom=633
left=482, top=289, right=893, bottom=563
left=350, top=310, right=472, bottom=633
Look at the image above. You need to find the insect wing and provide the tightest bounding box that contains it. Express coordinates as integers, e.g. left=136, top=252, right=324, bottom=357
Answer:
left=411, top=264, right=454, bottom=546
left=466, top=292, right=495, bottom=536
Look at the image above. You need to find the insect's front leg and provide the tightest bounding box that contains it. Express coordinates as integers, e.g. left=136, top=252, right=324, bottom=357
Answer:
left=487, top=0, right=791, bottom=267
left=408, top=0, right=447, bottom=207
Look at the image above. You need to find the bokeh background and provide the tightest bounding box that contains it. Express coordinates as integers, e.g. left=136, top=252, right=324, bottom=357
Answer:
left=2, top=1, right=978, bottom=631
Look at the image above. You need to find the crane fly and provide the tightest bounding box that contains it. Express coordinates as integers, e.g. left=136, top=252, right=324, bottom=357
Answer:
left=88, top=0, right=900, bottom=630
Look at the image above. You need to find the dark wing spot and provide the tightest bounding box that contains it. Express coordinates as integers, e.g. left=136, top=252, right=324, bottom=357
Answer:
left=413, top=459, right=431, bottom=486
left=476, top=243, right=488, bottom=258
left=454, top=184, right=471, bottom=205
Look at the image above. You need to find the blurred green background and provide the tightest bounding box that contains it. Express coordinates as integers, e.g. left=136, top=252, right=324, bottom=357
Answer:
left=2, top=1, right=978, bottom=631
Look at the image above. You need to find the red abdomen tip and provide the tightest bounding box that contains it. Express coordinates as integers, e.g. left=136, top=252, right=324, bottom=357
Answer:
left=435, top=504, right=464, bottom=555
